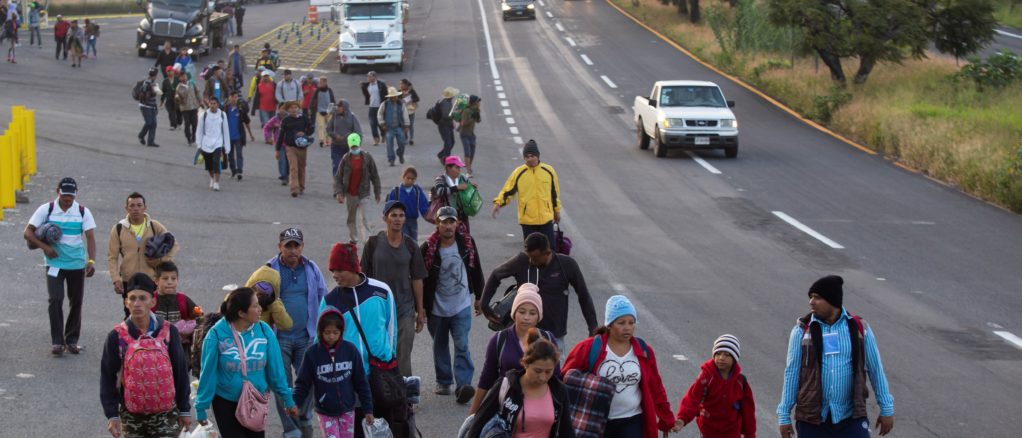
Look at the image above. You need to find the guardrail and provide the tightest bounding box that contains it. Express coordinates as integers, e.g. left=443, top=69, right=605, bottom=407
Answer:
left=1, top=106, right=38, bottom=222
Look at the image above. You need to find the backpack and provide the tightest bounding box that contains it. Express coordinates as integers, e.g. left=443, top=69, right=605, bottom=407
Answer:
left=493, top=328, right=554, bottom=378
left=132, top=80, right=147, bottom=102
left=153, top=293, right=189, bottom=321
left=115, top=320, right=177, bottom=415
left=426, top=100, right=443, bottom=125
left=190, top=312, right=223, bottom=378
left=28, top=202, right=85, bottom=250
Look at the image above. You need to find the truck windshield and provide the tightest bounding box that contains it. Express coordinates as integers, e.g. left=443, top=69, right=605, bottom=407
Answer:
left=151, top=0, right=203, bottom=7
left=659, top=86, right=726, bottom=108
left=344, top=3, right=397, bottom=20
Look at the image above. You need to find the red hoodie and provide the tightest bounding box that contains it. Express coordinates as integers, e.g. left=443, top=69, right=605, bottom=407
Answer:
left=677, top=359, right=756, bottom=438
left=562, top=334, right=675, bottom=438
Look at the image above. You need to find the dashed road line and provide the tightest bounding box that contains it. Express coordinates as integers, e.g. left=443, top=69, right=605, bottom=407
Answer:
left=555, top=22, right=565, bottom=32
left=684, top=151, right=722, bottom=175
left=503, top=109, right=512, bottom=116
left=565, top=37, right=576, bottom=47
left=506, top=117, right=516, bottom=124
left=546, top=11, right=554, bottom=18
left=500, top=100, right=510, bottom=107
left=513, top=136, right=524, bottom=144
left=600, top=75, right=617, bottom=88
left=494, top=80, right=502, bottom=85
left=580, top=54, right=593, bottom=65
left=994, top=331, right=1022, bottom=350
left=538, top=0, right=546, bottom=5
left=495, top=85, right=504, bottom=91
left=498, top=92, right=507, bottom=99
left=510, top=126, right=520, bottom=135
left=772, top=211, right=845, bottom=249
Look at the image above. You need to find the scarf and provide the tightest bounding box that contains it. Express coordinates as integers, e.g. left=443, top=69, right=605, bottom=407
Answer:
left=422, top=225, right=476, bottom=271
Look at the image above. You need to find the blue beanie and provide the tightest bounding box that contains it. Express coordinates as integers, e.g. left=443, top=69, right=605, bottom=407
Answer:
left=605, top=295, right=637, bottom=326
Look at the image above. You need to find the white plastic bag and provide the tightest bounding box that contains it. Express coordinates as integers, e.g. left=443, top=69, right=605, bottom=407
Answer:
left=179, top=422, right=219, bottom=438
left=361, top=418, right=394, bottom=438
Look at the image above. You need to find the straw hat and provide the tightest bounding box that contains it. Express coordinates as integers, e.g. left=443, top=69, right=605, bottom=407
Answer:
left=385, top=86, right=402, bottom=98
left=441, top=87, right=460, bottom=99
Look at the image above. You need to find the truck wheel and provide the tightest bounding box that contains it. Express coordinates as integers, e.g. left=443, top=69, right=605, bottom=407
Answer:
left=636, top=119, right=650, bottom=150
left=724, top=145, right=738, bottom=158
left=340, top=63, right=349, bottom=73
left=653, top=129, right=667, bottom=158
left=395, top=61, right=403, bottom=72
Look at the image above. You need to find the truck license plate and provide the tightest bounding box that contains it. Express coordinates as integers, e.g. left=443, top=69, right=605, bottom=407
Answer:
left=695, top=137, right=710, bottom=145
left=366, top=59, right=375, bottom=64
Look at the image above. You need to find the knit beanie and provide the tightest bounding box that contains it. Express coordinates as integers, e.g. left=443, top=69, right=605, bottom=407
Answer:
left=328, top=242, right=361, bottom=273
left=245, top=266, right=281, bottom=299
left=522, top=140, right=540, bottom=157
left=809, top=275, right=844, bottom=309
left=604, top=295, right=637, bottom=326
left=125, top=272, right=157, bottom=295
left=712, top=334, right=741, bottom=362
left=511, top=283, right=543, bottom=322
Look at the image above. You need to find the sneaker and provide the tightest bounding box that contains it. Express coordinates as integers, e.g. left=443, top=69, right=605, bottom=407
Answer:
left=213, top=182, right=220, bottom=191
left=51, top=345, right=64, bottom=356
left=456, top=385, right=475, bottom=404
left=138, top=135, right=145, bottom=145
left=236, top=174, right=243, bottom=181
left=209, top=179, right=215, bottom=189
left=434, top=384, right=453, bottom=396
left=281, top=180, right=287, bottom=186
left=146, top=143, right=160, bottom=148
left=291, top=192, right=298, bottom=198
left=389, top=161, right=395, bottom=167
left=398, top=155, right=405, bottom=164
left=66, top=344, right=82, bottom=354
left=409, top=139, right=414, bottom=145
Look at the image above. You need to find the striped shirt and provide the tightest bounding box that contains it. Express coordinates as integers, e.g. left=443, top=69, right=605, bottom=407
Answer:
left=777, top=309, right=894, bottom=425
left=28, top=199, right=96, bottom=270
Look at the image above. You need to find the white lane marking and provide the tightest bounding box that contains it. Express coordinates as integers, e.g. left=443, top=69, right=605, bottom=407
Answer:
left=506, top=117, right=516, bottom=124
left=771, top=211, right=846, bottom=249
left=510, top=126, right=520, bottom=135
left=600, top=75, right=618, bottom=88
left=555, top=22, right=565, bottom=32
left=565, top=37, right=576, bottom=47
left=683, top=151, right=722, bottom=174
left=222, top=284, right=239, bottom=290
left=495, top=85, right=504, bottom=91
left=876, top=277, right=886, bottom=281
left=995, top=29, right=1022, bottom=39
left=506, top=233, right=515, bottom=237
left=580, top=54, right=594, bottom=65
left=994, top=331, right=1022, bottom=350
left=477, top=0, right=500, bottom=80
left=513, top=136, right=524, bottom=144
left=503, top=109, right=512, bottom=116
left=673, top=355, right=688, bottom=361
left=494, top=79, right=502, bottom=85
left=546, top=11, right=554, bottom=18
left=538, top=0, right=545, bottom=5
left=500, top=100, right=510, bottom=107
left=16, top=374, right=34, bottom=379
left=498, top=92, right=507, bottom=99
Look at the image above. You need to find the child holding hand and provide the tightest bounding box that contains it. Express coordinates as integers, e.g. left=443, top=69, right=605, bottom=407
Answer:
left=676, top=334, right=756, bottom=438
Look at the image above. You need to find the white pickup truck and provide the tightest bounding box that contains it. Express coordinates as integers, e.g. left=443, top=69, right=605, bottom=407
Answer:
left=633, top=80, right=739, bottom=158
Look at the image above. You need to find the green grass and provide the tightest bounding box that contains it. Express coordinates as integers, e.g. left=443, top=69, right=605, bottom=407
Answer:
left=994, top=0, right=1022, bottom=29
left=612, top=0, right=1022, bottom=212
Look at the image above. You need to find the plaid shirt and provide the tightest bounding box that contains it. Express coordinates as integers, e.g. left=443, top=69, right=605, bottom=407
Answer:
left=563, top=369, right=615, bottom=438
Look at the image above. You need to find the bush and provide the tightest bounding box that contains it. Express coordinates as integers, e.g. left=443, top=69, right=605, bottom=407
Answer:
left=810, top=87, right=852, bottom=123
left=959, top=49, right=1022, bottom=90
left=751, top=59, right=792, bottom=80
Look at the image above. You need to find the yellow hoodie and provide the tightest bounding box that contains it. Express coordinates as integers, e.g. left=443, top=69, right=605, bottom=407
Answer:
left=245, top=265, right=293, bottom=330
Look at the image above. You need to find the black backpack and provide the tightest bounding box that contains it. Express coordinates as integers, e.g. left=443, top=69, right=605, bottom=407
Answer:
left=425, top=100, right=443, bottom=125
left=131, top=80, right=148, bottom=102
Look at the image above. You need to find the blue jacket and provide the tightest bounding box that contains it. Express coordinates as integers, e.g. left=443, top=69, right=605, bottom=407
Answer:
left=194, top=319, right=294, bottom=422
left=386, top=184, right=429, bottom=220
left=318, top=273, right=397, bottom=375
left=268, top=255, right=330, bottom=340
left=294, top=310, right=374, bottom=416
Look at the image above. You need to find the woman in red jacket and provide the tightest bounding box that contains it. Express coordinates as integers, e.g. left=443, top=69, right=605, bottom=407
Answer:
left=675, top=334, right=756, bottom=438
left=561, top=295, right=677, bottom=438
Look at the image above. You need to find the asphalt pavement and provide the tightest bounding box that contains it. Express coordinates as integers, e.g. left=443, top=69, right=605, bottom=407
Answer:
left=1, top=0, right=1020, bottom=436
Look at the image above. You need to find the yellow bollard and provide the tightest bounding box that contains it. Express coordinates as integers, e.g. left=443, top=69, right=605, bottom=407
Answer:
left=0, top=133, right=14, bottom=209
left=9, top=123, right=23, bottom=192
left=27, top=109, right=37, bottom=177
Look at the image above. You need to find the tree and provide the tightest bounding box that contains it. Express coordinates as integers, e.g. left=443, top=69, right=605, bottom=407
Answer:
left=767, top=0, right=996, bottom=85
left=677, top=0, right=688, bottom=16
left=688, top=0, right=701, bottom=22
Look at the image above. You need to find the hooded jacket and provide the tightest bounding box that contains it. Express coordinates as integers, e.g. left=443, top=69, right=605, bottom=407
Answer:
left=493, top=162, right=561, bottom=226
left=326, top=99, right=363, bottom=144
left=293, top=308, right=374, bottom=417
left=106, top=214, right=178, bottom=284
left=334, top=150, right=381, bottom=199
left=467, top=368, right=575, bottom=438
left=266, top=255, right=329, bottom=340
left=562, top=334, right=675, bottom=438
left=194, top=318, right=295, bottom=422
left=677, top=359, right=757, bottom=438
left=196, top=108, right=232, bottom=154
left=246, top=265, right=293, bottom=331
left=318, top=273, right=398, bottom=375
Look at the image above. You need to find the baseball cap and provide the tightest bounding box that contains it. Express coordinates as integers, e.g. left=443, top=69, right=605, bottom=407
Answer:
left=383, top=200, right=406, bottom=216
left=58, top=177, right=78, bottom=196
left=436, top=206, right=458, bottom=222
left=444, top=155, right=465, bottom=168
left=279, top=227, right=304, bottom=245
left=347, top=133, right=362, bottom=148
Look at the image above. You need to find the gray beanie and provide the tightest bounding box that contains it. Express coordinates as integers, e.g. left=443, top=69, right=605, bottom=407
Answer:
left=712, top=334, right=740, bottom=362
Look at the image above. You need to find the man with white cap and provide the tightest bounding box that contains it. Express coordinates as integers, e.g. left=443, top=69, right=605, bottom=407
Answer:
left=24, top=177, right=97, bottom=356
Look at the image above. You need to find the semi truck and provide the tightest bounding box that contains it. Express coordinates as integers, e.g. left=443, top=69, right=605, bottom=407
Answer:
left=334, top=0, right=408, bottom=73
left=136, top=0, right=231, bottom=57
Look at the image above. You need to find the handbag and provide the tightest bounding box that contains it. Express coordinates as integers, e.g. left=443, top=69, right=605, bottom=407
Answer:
left=554, top=223, right=572, bottom=255
left=562, top=335, right=616, bottom=438
left=487, top=284, right=517, bottom=332
left=423, top=194, right=447, bottom=225
left=349, top=307, right=409, bottom=437
left=231, top=327, right=269, bottom=432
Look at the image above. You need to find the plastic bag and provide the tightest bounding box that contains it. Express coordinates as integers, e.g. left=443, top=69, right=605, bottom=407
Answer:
left=362, top=418, right=394, bottom=438
left=448, top=94, right=469, bottom=120
left=457, top=183, right=483, bottom=217
left=179, top=422, right=219, bottom=438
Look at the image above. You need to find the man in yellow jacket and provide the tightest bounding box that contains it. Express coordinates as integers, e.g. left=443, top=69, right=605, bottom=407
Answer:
left=492, top=140, right=562, bottom=251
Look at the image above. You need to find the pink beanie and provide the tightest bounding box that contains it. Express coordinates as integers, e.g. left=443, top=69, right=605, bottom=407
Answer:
left=512, top=283, right=543, bottom=322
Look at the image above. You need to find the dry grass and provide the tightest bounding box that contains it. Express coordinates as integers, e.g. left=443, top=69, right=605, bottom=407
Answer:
left=612, top=0, right=1022, bottom=212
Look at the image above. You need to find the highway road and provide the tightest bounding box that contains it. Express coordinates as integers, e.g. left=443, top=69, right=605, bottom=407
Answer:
left=0, top=0, right=1020, bottom=436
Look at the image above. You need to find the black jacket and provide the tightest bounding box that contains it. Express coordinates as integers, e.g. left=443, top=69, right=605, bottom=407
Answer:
left=276, top=114, right=311, bottom=149
left=154, top=50, right=177, bottom=71
left=99, top=315, right=191, bottom=420
left=360, top=80, right=387, bottom=107
left=480, top=252, right=598, bottom=338
left=308, top=87, right=336, bottom=114
left=468, top=369, right=575, bottom=438
left=420, top=232, right=484, bottom=315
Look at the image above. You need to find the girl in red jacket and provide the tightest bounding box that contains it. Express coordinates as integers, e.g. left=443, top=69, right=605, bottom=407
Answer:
left=562, top=295, right=678, bottom=438
left=675, top=334, right=756, bottom=438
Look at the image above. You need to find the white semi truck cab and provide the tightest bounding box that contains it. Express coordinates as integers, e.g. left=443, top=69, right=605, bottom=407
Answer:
left=335, top=0, right=408, bottom=73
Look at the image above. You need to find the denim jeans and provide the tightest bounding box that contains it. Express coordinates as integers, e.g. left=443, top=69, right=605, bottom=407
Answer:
left=402, top=219, right=418, bottom=242
left=274, top=334, right=314, bottom=437
left=139, top=106, right=158, bottom=145
left=521, top=221, right=557, bottom=253
left=228, top=140, right=244, bottom=174
left=330, top=145, right=345, bottom=177
left=368, top=107, right=380, bottom=140
left=259, top=110, right=274, bottom=127
left=408, top=112, right=416, bottom=141
left=86, top=37, right=97, bottom=56
left=437, top=123, right=456, bottom=161
left=385, top=127, right=406, bottom=164
left=427, top=306, right=474, bottom=387
left=29, top=26, right=41, bottom=46
left=278, top=147, right=290, bottom=181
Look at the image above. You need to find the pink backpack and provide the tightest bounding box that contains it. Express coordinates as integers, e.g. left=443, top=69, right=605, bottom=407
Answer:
left=115, top=320, right=177, bottom=414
